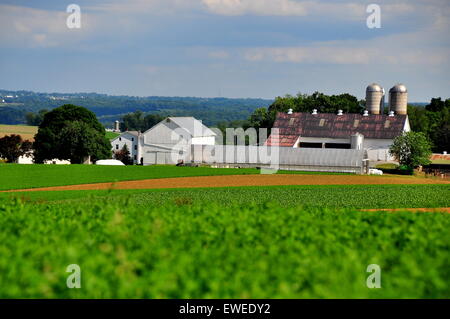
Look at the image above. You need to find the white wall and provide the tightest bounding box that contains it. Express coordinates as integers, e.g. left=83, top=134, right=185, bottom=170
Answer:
left=111, top=132, right=139, bottom=163
left=192, top=136, right=215, bottom=145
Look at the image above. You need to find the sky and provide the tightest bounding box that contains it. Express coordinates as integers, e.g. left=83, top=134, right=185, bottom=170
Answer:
left=0, top=0, right=449, bottom=101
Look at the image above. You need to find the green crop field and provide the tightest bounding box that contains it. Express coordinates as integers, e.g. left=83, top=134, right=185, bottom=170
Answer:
left=3, top=184, right=449, bottom=209
left=0, top=165, right=448, bottom=299
left=0, top=198, right=448, bottom=298
left=0, top=164, right=349, bottom=191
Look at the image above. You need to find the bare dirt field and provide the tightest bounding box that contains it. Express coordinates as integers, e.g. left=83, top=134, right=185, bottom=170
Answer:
left=0, top=124, right=37, bottom=141
left=4, top=174, right=449, bottom=193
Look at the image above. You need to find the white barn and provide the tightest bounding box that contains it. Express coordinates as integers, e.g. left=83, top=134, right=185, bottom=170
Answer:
left=266, top=111, right=410, bottom=162
left=111, top=117, right=216, bottom=165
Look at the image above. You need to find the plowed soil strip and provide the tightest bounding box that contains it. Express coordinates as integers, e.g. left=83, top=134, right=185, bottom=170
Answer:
left=361, top=207, right=450, bottom=213
left=3, top=174, right=449, bottom=193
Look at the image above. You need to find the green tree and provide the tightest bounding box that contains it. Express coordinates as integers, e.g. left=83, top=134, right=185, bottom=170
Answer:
left=25, top=109, right=48, bottom=126
left=389, top=132, right=432, bottom=169
left=34, top=104, right=111, bottom=163
left=0, top=134, right=33, bottom=163
left=407, top=98, right=450, bottom=153
left=56, top=121, right=110, bottom=164
left=120, top=111, right=164, bottom=132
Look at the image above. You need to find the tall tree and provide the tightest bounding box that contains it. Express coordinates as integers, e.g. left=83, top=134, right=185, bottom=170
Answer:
left=34, top=104, right=111, bottom=163
left=389, top=132, right=432, bottom=169
left=0, top=134, right=33, bottom=163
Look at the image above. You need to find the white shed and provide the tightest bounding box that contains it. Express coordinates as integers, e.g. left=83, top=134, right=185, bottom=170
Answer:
left=111, top=117, right=216, bottom=165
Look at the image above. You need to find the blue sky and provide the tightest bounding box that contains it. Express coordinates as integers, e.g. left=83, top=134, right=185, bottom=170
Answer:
left=0, top=0, right=449, bottom=101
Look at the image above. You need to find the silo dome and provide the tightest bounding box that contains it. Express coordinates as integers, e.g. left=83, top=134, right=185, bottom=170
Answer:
left=365, top=83, right=384, bottom=115
left=366, top=83, right=383, bottom=93
left=389, top=84, right=408, bottom=115
left=389, top=84, right=407, bottom=94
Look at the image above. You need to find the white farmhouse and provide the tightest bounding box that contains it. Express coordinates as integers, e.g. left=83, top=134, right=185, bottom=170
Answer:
left=111, top=117, right=216, bottom=165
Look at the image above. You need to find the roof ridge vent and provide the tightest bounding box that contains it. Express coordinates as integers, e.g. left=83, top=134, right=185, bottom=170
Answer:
left=287, top=108, right=293, bottom=114
left=312, top=109, right=318, bottom=115
left=389, top=111, right=395, bottom=117
left=363, top=110, right=369, bottom=117
left=337, top=109, right=343, bottom=116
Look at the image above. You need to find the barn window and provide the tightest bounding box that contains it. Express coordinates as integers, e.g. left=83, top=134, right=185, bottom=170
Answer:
left=299, top=142, right=322, bottom=148
left=319, top=119, right=326, bottom=127
left=325, top=143, right=351, bottom=149
left=116, top=144, right=119, bottom=150
left=134, top=155, right=137, bottom=160
left=353, top=120, right=360, bottom=128
left=119, top=137, right=121, bottom=141
left=288, top=118, right=295, bottom=126
left=132, top=138, right=134, bottom=141
left=384, top=120, right=391, bottom=128
left=134, top=145, right=137, bottom=150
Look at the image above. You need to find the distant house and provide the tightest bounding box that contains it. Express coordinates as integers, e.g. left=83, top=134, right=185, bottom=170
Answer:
left=111, top=117, right=216, bottom=165
left=266, top=111, right=410, bottom=162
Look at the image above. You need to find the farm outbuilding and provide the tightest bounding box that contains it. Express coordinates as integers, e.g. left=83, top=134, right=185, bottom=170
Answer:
left=266, top=111, right=410, bottom=162
left=111, top=117, right=216, bottom=165
left=266, top=83, right=411, bottom=162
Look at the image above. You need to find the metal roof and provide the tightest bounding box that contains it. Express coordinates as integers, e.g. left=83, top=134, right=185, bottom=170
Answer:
left=266, top=112, right=408, bottom=147
left=389, top=84, right=408, bottom=93
left=366, top=83, right=383, bottom=92
left=168, top=117, right=216, bottom=137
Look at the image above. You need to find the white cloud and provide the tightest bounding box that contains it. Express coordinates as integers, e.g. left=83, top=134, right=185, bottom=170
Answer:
left=202, top=0, right=307, bottom=16
left=243, top=45, right=450, bottom=66
left=0, top=4, right=97, bottom=48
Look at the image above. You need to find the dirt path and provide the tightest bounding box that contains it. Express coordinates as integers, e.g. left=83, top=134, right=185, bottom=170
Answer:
left=3, top=174, right=449, bottom=193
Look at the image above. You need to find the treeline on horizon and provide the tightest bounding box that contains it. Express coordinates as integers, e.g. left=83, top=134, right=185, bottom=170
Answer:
left=0, top=89, right=272, bottom=127
left=1, top=89, right=448, bottom=152
left=114, top=92, right=450, bottom=153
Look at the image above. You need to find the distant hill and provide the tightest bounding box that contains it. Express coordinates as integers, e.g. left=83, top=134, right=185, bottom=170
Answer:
left=0, top=89, right=273, bottom=127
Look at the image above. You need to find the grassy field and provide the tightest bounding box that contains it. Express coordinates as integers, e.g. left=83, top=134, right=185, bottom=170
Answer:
left=105, top=131, right=120, bottom=140
left=0, top=164, right=351, bottom=191
left=0, top=124, right=38, bottom=140
left=0, top=198, right=448, bottom=298
left=3, top=184, right=449, bottom=209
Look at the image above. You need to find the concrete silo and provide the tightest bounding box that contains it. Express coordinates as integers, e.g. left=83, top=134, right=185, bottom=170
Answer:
left=389, top=84, right=408, bottom=115
left=365, top=83, right=384, bottom=115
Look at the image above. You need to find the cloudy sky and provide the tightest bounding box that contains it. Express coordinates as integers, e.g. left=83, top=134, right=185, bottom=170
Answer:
left=0, top=0, right=449, bottom=101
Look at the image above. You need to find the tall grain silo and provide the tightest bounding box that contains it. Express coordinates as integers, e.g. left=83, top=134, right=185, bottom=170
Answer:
left=365, top=83, right=384, bottom=115
left=389, top=84, right=408, bottom=115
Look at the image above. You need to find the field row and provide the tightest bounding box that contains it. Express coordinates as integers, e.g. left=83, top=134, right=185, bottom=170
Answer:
left=3, top=184, right=449, bottom=209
